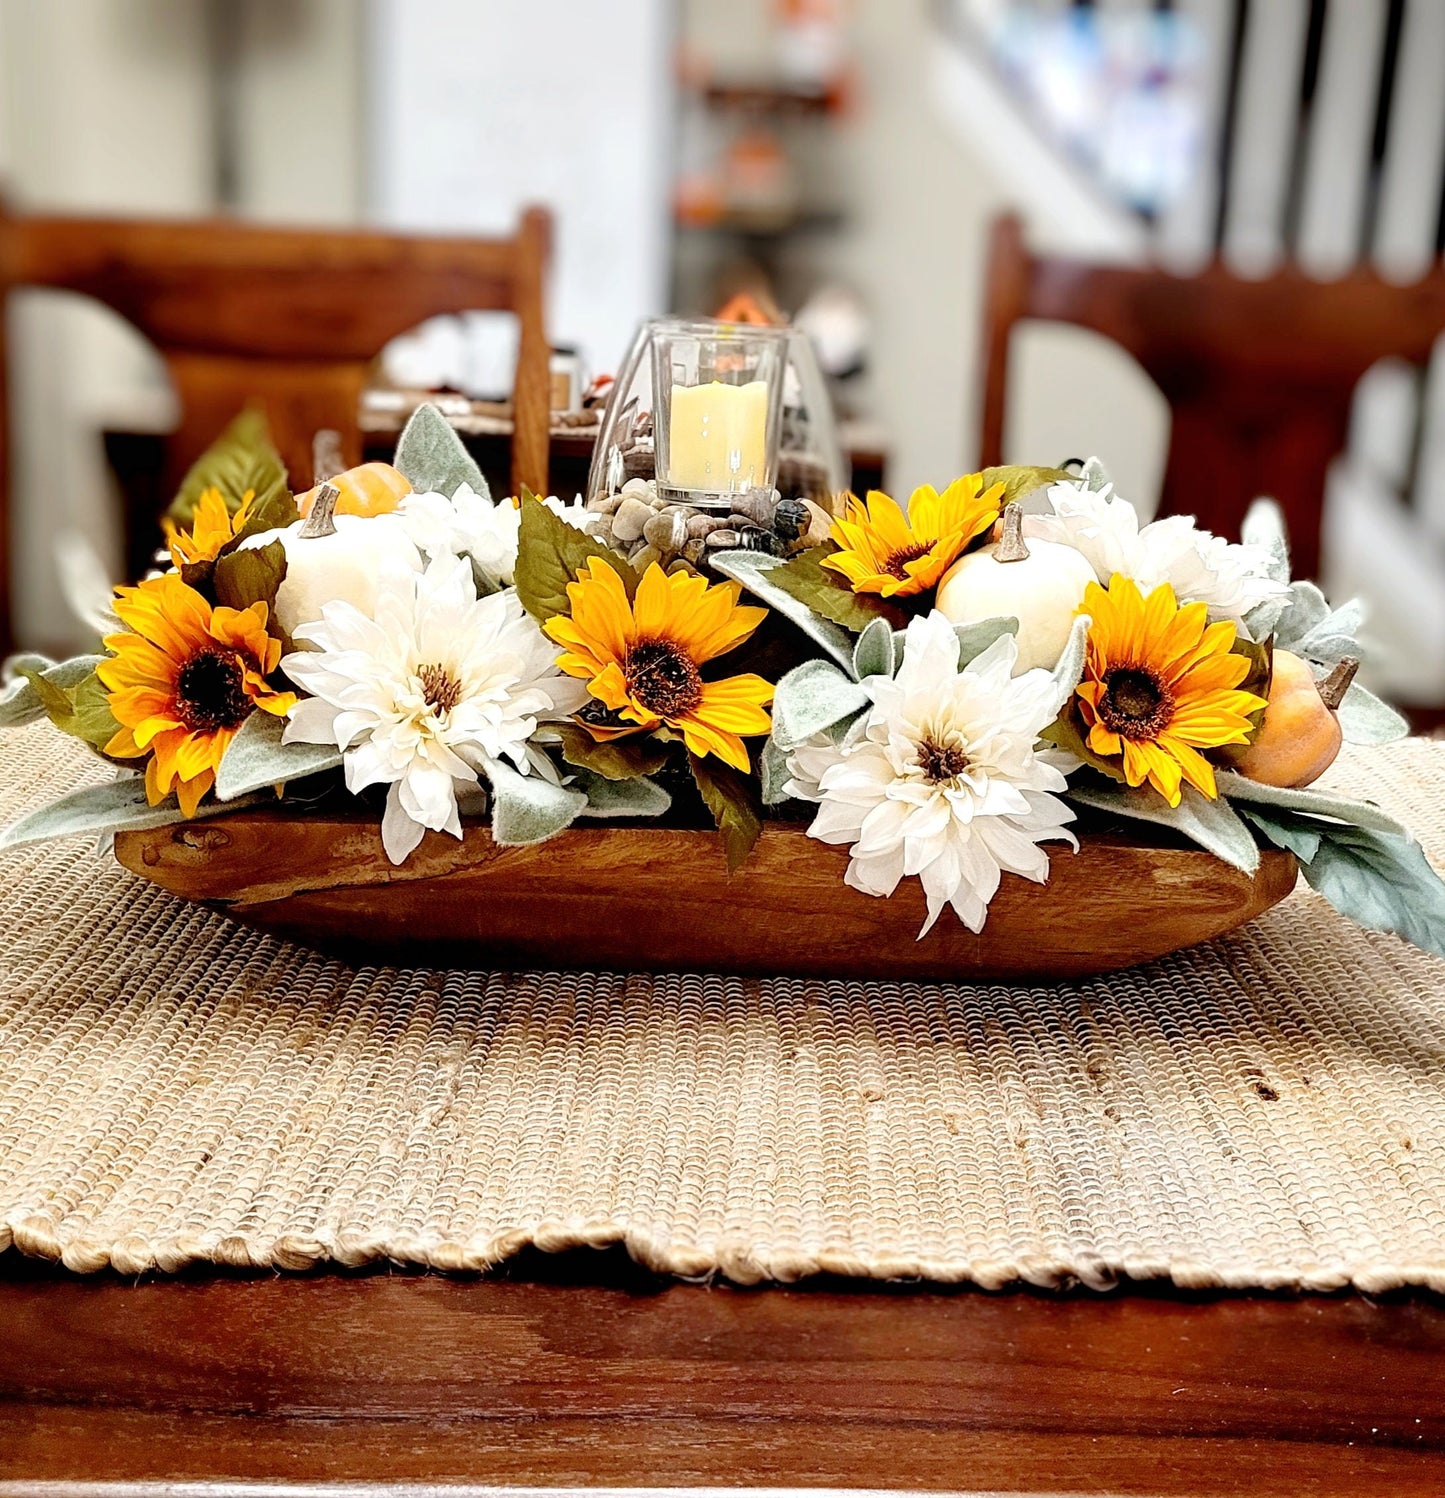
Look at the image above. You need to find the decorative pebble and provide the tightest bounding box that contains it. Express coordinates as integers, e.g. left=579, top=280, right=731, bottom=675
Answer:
left=686, top=513, right=720, bottom=538
left=799, top=498, right=833, bottom=548
left=621, top=477, right=651, bottom=494
left=644, top=510, right=689, bottom=553
left=667, top=558, right=699, bottom=577
left=705, top=529, right=740, bottom=549
left=611, top=496, right=653, bottom=544
left=586, top=493, right=619, bottom=514
left=629, top=543, right=662, bottom=571
left=682, top=537, right=707, bottom=564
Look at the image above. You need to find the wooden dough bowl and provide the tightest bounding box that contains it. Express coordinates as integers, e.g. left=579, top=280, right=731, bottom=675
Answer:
left=113, top=811, right=1298, bottom=982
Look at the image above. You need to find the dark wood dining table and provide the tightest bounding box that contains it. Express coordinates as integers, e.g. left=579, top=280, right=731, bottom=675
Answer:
left=3, top=1245, right=1444, bottom=1495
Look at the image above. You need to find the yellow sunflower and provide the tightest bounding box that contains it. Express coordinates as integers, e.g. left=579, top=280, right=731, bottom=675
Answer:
left=162, top=485, right=256, bottom=570
left=822, top=474, right=1003, bottom=597
left=544, top=559, right=773, bottom=772
left=97, top=573, right=295, bottom=816
left=1074, top=575, right=1267, bottom=807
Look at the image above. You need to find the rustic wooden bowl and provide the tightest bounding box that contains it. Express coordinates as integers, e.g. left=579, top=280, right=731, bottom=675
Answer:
left=113, top=812, right=1298, bottom=982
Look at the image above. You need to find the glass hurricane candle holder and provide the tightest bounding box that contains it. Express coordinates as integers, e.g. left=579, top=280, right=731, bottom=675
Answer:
left=651, top=320, right=789, bottom=509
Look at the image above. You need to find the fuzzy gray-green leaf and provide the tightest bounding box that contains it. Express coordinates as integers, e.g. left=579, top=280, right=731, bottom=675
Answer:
left=393, top=402, right=489, bottom=501
left=1066, top=779, right=1261, bottom=875
left=213, top=710, right=343, bottom=801
left=1215, top=770, right=1407, bottom=838
left=1241, top=498, right=1291, bottom=585
left=0, top=776, right=258, bottom=851
left=770, top=659, right=870, bottom=753
left=1335, top=682, right=1408, bottom=746
left=709, top=550, right=856, bottom=671
left=0, top=654, right=104, bottom=730
left=488, top=760, right=587, bottom=846
left=573, top=770, right=672, bottom=819
left=852, top=617, right=893, bottom=681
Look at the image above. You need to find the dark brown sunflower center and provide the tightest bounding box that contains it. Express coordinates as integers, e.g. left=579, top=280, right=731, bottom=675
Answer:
left=917, top=738, right=972, bottom=785
left=418, top=663, right=462, bottom=714
left=1098, top=665, right=1174, bottom=740
left=624, top=638, right=702, bottom=719
left=882, top=542, right=932, bottom=579
left=175, top=647, right=250, bottom=732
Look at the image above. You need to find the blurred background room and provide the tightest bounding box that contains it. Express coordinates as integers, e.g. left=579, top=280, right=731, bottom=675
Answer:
left=2, top=0, right=1444, bottom=719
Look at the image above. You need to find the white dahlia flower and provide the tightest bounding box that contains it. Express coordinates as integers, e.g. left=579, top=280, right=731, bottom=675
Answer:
left=280, top=554, right=587, bottom=863
left=785, top=610, right=1077, bottom=936
left=398, top=483, right=591, bottom=585
left=1025, top=479, right=1286, bottom=628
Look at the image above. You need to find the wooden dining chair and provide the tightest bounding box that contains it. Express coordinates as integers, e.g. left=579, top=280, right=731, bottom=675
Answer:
left=979, top=214, right=1445, bottom=581
left=0, top=203, right=553, bottom=654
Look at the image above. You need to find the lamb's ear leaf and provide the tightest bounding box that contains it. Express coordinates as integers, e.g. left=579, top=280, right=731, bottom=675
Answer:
left=1334, top=682, right=1409, bottom=746
left=393, top=401, right=489, bottom=501
left=552, top=722, right=668, bottom=781
left=978, top=464, right=1075, bottom=505
left=1242, top=498, right=1291, bottom=584
left=688, top=752, right=762, bottom=874
left=488, top=760, right=587, bottom=846
left=1076, top=456, right=1113, bottom=492
left=1244, top=810, right=1445, bottom=959
left=951, top=615, right=1019, bottom=670
left=573, top=769, right=671, bottom=819
left=852, top=617, right=893, bottom=681
left=770, top=659, right=869, bottom=753
left=1, top=654, right=104, bottom=730
left=1048, top=614, right=1090, bottom=711
left=1066, top=778, right=1261, bottom=875
left=759, top=737, right=793, bottom=806
left=514, top=492, right=638, bottom=624
left=1, top=776, right=258, bottom=851
left=170, top=406, right=292, bottom=523
left=214, top=710, right=342, bottom=801
left=1214, top=770, right=1408, bottom=838
left=709, top=550, right=859, bottom=670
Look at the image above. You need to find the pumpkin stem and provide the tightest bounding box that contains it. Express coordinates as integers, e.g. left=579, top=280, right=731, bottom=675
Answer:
left=994, top=503, right=1030, bottom=563
left=1317, top=656, right=1360, bottom=711
left=312, top=429, right=344, bottom=485
left=299, top=482, right=340, bottom=539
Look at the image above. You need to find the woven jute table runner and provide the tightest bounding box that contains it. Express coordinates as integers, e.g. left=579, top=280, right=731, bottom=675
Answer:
left=2, top=725, right=1444, bottom=1290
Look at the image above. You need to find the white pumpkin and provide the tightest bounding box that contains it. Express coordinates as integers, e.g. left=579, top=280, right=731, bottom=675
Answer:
left=239, top=482, right=422, bottom=638
left=935, top=505, right=1094, bottom=673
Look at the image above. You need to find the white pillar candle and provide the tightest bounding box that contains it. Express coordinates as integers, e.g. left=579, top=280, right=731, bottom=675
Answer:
left=667, top=379, right=769, bottom=492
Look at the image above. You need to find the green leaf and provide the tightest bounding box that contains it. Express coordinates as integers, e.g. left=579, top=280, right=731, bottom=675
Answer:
left=393, top=401, right=489, bottom=501
left=978, top=464, right=1076, bottom=505
left=0, top=775, right=256, bottom=851
left=212, top=540, right=288, bottom=617
left=689, top=752, right=763, bottom=873
left=1291, top=819, right=1445, bottom=959
left=514, top=492, right=638, bottom=624
left=488, top=760, right=587, bottom=845
left=20, top=665, right=121, bottom=756
left=770, top=659, right=870, bottom=753
left=553, top=722, right=669, bottom=781
left=769, top=547, right=906, bottom=635
left=1335, top=682, right=1408, bottom=746
left=170, top=407, right=292, bottom=524
left=1066, top=777, right=1261, bottom=875
left=1214, top=770, right=1408, bottom=838
left=572, top=769, right=672, bottom=819
left=1, top=654, right=104, bottom=730
left=708, top=550, right=856, bottom=671
left=213, top=709, right=342, bottom=801
left=852, top=617, right=893, bottom=681
left=1040, top=707, right=1128, bottom=785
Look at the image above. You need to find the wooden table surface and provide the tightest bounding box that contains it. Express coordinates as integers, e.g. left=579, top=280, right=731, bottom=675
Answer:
left=2, top=1247, right=1444, bottom=1496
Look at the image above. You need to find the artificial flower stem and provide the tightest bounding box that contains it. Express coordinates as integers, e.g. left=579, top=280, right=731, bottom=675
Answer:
left=298, top=482, right=340, bottom=540
left=312, top=428, right=344, bottom=485
left=994, top=503, right=1030, bottom=564
left=1317, top=656, right=1360, bottom=710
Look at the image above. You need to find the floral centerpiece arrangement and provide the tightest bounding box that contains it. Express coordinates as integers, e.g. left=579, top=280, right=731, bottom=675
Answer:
left=3, top=406, right=1442, bottom=960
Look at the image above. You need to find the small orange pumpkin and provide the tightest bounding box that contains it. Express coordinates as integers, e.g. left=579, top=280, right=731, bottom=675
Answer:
left=1234, top=650, right=1358, bottom=789
left=296, top=462, right=412, bottom=519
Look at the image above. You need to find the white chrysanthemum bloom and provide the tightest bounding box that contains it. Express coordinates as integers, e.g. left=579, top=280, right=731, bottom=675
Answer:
left=1025, top=480, right=1286, bottom=628
left=280, top=554, right=588, bottom=864
left=785, top=611, right=1077, bottom=936
left=398, top=483, right=591, bottom=585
